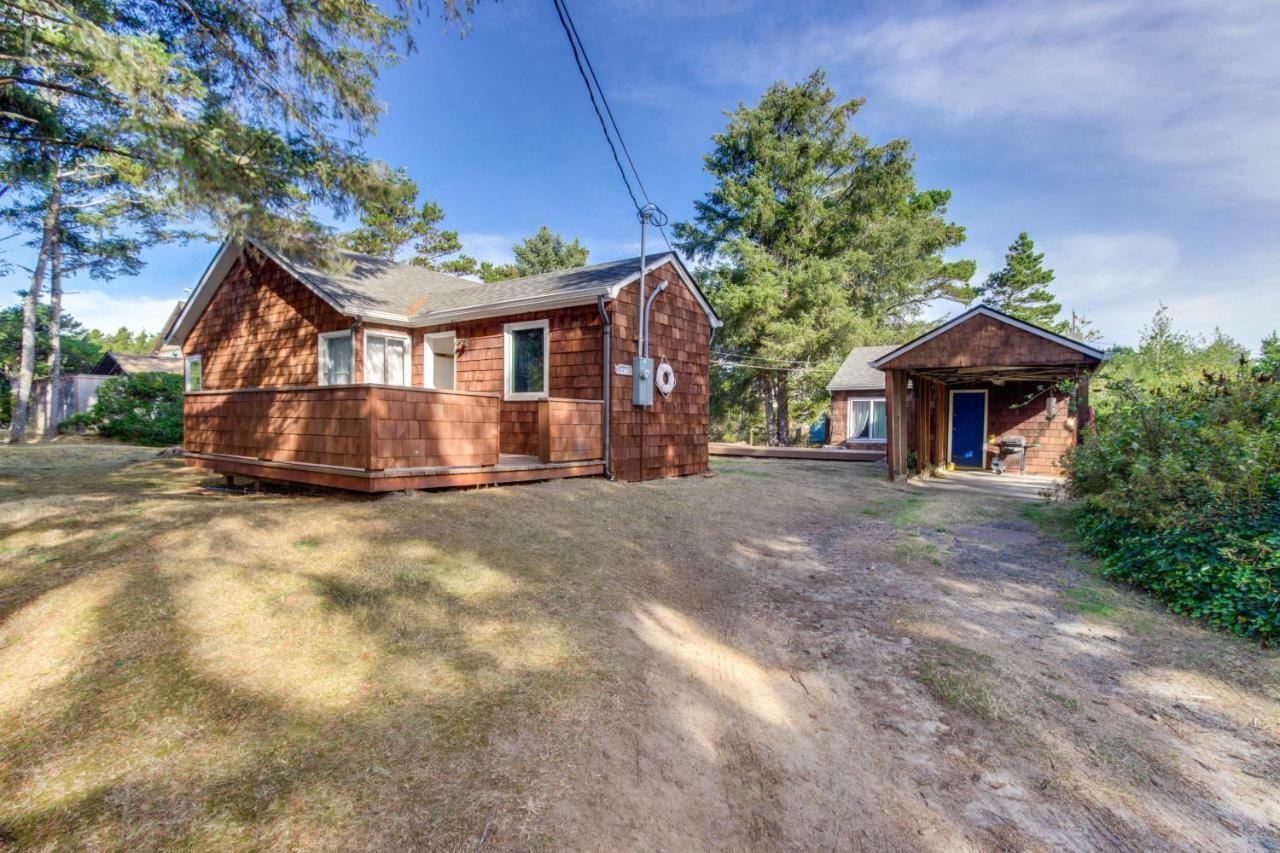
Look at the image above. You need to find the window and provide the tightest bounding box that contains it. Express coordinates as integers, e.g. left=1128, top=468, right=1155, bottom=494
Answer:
left=318, top=331, right=354, bottom=385
left=184, top=354, right=203, bottom=392
left=363, top=330, right=410, bottom=386
left=848, top=397, right=886, bottom=441
left=503, top=320, right=548, bottom=400
left=423, top=332, right=456, bottom=390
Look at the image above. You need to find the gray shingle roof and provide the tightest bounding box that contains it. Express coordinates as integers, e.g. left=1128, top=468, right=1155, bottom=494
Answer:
left=826, top=345, right=900, bottom=391
left=267, top=243, right=679, bottom=322
left=94, top=352, right=185, bottom=376
left=411, top=255, right=666, bottom=319
left=263, top=246, right=477, bottom=317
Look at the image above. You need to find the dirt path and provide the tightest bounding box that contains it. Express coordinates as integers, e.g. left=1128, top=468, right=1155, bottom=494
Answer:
left=2, top=446, right=1276, bottom=850
left=550, top=466, right=1280, bottom=851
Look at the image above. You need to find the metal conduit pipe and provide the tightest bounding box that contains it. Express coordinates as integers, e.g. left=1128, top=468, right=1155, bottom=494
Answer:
left=596, top=295, right=614, bottom=480
left=643, top=280, right=668, bottom=355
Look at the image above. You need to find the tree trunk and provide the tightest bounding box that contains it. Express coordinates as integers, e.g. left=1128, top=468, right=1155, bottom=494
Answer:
left=775, top=373, right=790, bottom=445
left=762, top=373, right=777, bottom=446
left=44, top=219, right=63, bottom=438
left=10, top=176, right=59, bottom=444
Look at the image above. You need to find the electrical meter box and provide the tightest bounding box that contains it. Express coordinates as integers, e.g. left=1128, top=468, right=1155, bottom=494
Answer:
left=632, top=356, right=654, bottom=406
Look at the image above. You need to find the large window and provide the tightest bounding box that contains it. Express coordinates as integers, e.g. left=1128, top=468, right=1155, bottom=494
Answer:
left=364, top=331, right=410, bottom=386
left=423, top=332, right=456, bottom=390
left=318, top=331, right=353, bottom=385
left=184, top=354, right=203, bottom=392
left=503, top=320, right=548, bottom=400
left=848, top=397, right=887, bottom=441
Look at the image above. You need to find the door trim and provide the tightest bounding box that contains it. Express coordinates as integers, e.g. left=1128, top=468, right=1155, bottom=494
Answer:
left=423, top=331, right=457, bottom=390
left=947, top=389, right=988, bottom=469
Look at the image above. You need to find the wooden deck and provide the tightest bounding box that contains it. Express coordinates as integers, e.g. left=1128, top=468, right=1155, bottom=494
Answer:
left=184, top=385, right=606, bottom=492
left=709, top=442, right=884, bottom=462
left=187, top=451, right=604, bottom=492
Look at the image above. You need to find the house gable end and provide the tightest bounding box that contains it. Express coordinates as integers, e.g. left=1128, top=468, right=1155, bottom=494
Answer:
left=872, top=307, right=1105, bottom=371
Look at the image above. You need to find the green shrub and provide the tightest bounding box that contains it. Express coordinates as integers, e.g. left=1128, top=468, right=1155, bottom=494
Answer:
left=1064, top=371, right=1279, bottom=638
left=62, top=373, right=183, bottom=446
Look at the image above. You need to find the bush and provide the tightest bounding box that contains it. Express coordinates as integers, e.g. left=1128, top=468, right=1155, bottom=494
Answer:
left=62, top=372, right=183, bottom=446
left=1064, top=370, right=1279, bottom=638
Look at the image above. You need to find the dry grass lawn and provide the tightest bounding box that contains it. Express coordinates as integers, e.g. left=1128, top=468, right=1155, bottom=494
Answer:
left=1, top=442, right=1277, bottom=850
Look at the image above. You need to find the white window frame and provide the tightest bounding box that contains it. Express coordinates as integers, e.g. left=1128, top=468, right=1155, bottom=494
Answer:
left=317, top=330, right=354, bottom=386
left=362, top=328, right=412, bottom=387
left=423, top=331, right=457, bottom=390
left=503, top=319, right=550, bottom=401
left=184, top=354, right=203, bottom=392
left=846, top=396, right=887, bottom=442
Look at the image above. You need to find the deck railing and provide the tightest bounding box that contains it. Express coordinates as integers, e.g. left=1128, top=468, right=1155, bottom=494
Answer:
left=184, top=384, right=500, bottom=471
left=537, top=398, right=604, bottom=463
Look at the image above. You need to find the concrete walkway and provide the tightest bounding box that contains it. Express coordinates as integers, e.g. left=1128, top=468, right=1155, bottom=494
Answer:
left=906, top=469, right=1062, bottom=502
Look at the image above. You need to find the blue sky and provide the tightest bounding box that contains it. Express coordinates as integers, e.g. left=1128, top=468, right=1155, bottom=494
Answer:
left=12, top=0, right=1280, bottom=350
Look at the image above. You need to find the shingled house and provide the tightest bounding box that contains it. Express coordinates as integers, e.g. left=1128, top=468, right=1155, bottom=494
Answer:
left=829, top=307, right=1106, bottom=477
left=166, top=238, right=720, bottom=491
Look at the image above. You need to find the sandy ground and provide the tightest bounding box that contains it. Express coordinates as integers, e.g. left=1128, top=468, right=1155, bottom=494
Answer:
left=542, top=466, right=1280, bottom=852
left=1, top=443, right=1277, bottom=851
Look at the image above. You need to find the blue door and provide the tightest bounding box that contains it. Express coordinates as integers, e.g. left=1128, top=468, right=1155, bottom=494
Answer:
left=950, top=391, right=986, bottom=468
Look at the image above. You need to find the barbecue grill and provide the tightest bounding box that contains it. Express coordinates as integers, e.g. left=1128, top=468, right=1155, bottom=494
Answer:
left=995, top=435, right=1027, bottom=475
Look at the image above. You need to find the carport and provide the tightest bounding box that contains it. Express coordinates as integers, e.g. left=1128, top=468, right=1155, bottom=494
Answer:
left=869, top=306, right=1106, bottom=480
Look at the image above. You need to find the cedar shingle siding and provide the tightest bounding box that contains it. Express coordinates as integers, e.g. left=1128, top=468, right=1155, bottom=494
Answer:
left=185, top=254, right=350, bottom=389
left=180, top=248, right=712, bottom=486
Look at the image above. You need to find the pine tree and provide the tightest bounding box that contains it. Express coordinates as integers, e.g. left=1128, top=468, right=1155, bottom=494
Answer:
left=978, top=232, right=1063, bottom=329
left=676, top=70, right=974, bottom=444
left=339, top=169, right=477, bottom=272
left=479, top=227, right=589, bottom=282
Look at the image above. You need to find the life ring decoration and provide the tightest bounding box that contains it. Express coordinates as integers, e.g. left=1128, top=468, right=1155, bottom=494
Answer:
left=655, top=358, right=677, bottom=397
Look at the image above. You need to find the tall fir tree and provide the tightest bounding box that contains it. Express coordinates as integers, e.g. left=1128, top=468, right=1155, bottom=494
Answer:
left=676, top=70, right=974, bottom=444
left=978, top=232, right=1063, bottom=330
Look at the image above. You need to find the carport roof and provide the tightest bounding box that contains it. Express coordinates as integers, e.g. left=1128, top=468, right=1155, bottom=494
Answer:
left=868, top=306, right=1106, bottom=384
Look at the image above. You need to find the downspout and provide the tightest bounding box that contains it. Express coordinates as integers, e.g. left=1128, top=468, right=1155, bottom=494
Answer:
left=596, top=295, right=614, bottom=480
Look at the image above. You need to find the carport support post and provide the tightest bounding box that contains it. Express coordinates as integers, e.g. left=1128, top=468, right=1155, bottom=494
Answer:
left=884, top=368, right=909, bottom=480
left=914, top=378, right=929, bottom=474
left=932, top=380, right=947, bottom=473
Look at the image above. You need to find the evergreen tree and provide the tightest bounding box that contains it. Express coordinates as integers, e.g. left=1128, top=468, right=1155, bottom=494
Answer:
left=676, top=70, right=974, bottom=444
left=978, top=232, right=1063, bottom=329
left=1, top=1, right=480, bottom=247
left=1257, top=332, right=1280, bottom=378
left=339, top=169, right=477, bottom=273
left=477, top=227, right=590, bottom=283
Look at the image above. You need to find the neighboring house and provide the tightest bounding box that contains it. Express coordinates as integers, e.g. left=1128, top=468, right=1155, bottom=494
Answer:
left=826, top=345, right=904, bottom=452
left=29, top=303, right=187, bottom=435
left=166, top=238, right=720, bottom=491
left=91, top=352, right=185, bottom=376
left=830, top=306, right=1106, bottom=477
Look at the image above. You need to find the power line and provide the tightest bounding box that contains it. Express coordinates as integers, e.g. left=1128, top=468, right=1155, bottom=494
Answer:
left=712, top=350, right=814, bottom=368
left=550, top=0, right=680, bottom=257
left=558, top=0, right=650, bottom=205
left=714, top=360, right=810, bottom=374
left=550, top=0, right=640, bottom=212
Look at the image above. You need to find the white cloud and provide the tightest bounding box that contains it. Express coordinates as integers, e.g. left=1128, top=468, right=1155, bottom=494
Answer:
left=702, top=0, right=1280, bottom=201
left=61, top=289, right=179, bottom=335
left=457, top=232, right=517, bottom=265
left=1042, top=232, right=1280, bottom=348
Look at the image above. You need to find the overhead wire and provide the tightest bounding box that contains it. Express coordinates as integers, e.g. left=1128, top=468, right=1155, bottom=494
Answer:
left=550, top=0, right=641, bottom=212
left=550, top=0, right=679, bottom=255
